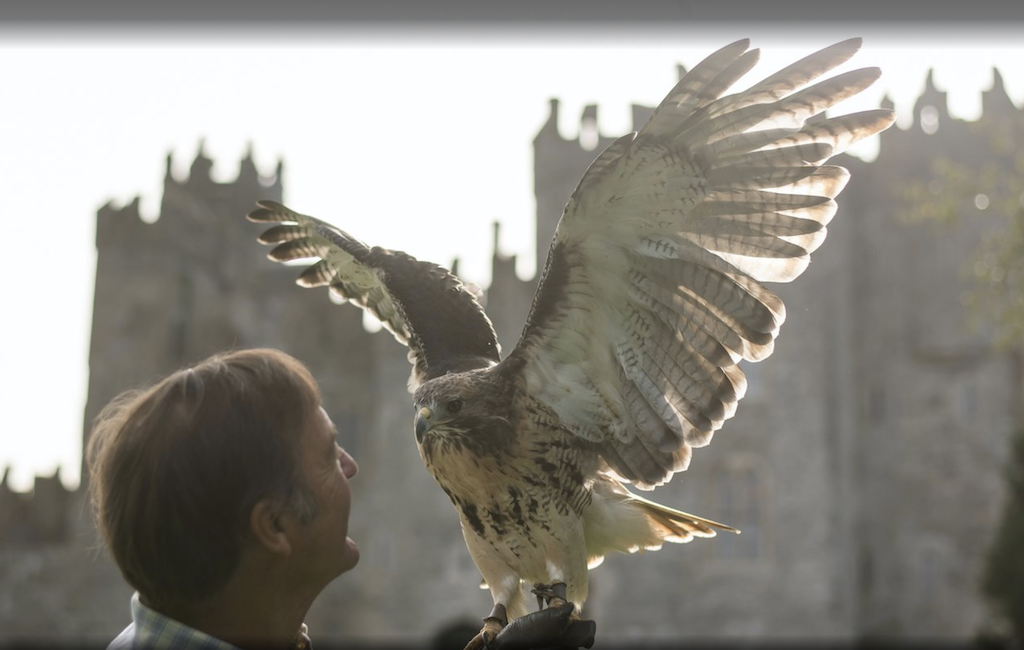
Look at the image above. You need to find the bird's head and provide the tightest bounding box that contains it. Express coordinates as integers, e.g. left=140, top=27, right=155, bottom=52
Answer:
left=412, top=370, right=512, bottom=447
left=414, top=395, right=466, bottom=443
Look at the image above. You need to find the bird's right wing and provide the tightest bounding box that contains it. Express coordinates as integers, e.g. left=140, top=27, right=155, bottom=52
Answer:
left=247, top=201, right=501, bottom=391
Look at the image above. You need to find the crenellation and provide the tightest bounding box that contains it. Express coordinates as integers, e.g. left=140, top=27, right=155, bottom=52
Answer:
left=95, top=195, right=153, bottom=251
left=630, top=103, right=654, bottom=131
left=535, top=97, right=561, bottom=140
left=532, top=98, right=618, bottom=276
left=186, top=140, right=215, bottom=187
left=0, top=468, right=72, bottom=546
left=913, top=69, right=952, bottom=136
left=982, top=68, right=1018, bottom=120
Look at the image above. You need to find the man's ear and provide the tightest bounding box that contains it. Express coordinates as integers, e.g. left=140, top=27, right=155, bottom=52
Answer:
left=250, top=499, right=293, bottom=556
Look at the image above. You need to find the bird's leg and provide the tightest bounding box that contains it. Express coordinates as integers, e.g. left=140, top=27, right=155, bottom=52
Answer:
left=531, top=582, right=568, bottom=610
left=483, top=603, right=508, bottom=635
left=462, top=603, right=507, bottom=650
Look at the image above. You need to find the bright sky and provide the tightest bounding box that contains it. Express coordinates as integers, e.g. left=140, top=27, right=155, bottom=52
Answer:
left=2, top=23, right=1022, bottom=492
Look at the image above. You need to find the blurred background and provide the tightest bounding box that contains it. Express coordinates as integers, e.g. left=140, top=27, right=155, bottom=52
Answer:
left=2, top=1, right=1024, bottom=646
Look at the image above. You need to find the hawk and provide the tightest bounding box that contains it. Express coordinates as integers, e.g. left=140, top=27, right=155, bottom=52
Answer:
left=247, top=38, right=894, bottom=648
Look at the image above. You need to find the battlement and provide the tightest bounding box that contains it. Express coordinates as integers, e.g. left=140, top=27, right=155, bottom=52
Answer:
left=0, top=467, right=72, bottom=546
left=95, top=143, right=283, bottom=250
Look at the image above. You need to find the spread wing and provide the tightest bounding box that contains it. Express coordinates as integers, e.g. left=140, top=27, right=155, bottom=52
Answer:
left=503, top=38, right=896, bottom=489
left=247, top=201, right=500, bottom=390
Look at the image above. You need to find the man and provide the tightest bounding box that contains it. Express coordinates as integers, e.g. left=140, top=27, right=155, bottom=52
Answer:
left=88, top=348, right=356, bottom=649
left=88, top=348, right=593, bottom=649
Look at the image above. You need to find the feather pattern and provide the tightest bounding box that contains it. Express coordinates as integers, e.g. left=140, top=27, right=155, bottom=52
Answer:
left=247, top=201, right=500, bottom=390
left=509, top=38, right=894, bottom=488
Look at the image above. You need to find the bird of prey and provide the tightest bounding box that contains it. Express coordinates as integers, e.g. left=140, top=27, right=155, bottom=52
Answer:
left=247, top=38, right=894, bottom=648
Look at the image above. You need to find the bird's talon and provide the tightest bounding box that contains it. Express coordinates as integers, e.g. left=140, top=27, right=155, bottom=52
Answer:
left=462, top=633, right=487, bottom=650
left=531, top=581, right=569, bottom=609
left=462, top=604, right=507, bottom=650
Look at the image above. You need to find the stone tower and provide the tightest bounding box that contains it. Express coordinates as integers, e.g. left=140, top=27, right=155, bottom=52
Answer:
left=82, top=145, right=378, bottom=490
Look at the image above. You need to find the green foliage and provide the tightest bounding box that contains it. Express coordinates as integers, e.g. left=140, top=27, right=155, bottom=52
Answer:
left=900, top=117, right=1024, bottom=350
left=901, top=114, right=1024, bottom=644
left=981, top=428, right=1024, bottom=643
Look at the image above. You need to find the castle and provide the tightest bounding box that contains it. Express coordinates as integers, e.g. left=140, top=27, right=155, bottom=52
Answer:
left=0, top=69, right=1018, bottom=645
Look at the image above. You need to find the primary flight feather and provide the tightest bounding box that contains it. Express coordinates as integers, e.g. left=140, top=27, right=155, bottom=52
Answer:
left=247, top=38, right=894, bottom=646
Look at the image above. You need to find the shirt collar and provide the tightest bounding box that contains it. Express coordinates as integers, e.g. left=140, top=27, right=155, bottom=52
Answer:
left=130, top=592, right=241, bottom=650
left=127, top=593, right=312, bottom=650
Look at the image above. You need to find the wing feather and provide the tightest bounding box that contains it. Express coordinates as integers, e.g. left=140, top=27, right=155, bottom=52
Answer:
left=504, top=39, right=895, bottom=488
left=247, top=200, right=500, bottom=390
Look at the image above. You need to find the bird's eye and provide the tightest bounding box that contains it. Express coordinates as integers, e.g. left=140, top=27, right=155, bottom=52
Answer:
left=446, top=399, right=464, bottom=414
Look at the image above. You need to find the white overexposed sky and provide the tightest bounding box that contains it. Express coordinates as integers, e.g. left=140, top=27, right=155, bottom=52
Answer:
left=2, top=22, right=1023, bottom=492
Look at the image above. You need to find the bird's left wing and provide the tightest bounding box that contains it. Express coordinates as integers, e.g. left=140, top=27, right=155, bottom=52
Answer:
left=247, top=201, right=500, bottom=390
left=502, top=38, right=895, bottom=489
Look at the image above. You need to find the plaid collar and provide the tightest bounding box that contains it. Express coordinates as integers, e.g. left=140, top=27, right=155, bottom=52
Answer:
left=113, top=592, right=311, bottom=650
left=116, top=592, right=239, bottom=650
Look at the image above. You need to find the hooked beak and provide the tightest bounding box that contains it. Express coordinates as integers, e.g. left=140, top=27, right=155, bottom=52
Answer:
left=415, top=406, right=433, bottom=442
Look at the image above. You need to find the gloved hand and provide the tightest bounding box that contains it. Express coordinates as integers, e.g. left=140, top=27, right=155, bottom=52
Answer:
left=488, top=603, right=596, bottom=650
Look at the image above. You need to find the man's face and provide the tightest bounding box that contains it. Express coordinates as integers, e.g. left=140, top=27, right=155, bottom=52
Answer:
left=293, top=406, right=360, bottom=581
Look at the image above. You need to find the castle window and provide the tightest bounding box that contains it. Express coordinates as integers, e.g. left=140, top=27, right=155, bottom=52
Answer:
left=579, top=115, right=599, bottom=152
left=920, top=105, right=939, bottom=135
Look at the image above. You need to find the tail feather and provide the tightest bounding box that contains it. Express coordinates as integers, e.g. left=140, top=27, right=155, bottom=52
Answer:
left=633, top=491, right=739, bottom=540
left=583, top=477, right=739, bottom=568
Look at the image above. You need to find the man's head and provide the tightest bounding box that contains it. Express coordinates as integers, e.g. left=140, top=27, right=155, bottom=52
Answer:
left=86, top=348, right=349, bottom=610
